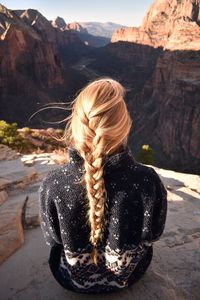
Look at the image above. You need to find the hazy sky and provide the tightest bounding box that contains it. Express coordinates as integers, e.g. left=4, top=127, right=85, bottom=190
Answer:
left=1, top=0, right=153, bottom=26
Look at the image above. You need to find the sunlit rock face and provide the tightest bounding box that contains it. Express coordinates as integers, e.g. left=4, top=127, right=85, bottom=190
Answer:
left=15, top=9, right=82, bottom=46
left=65, top=22, right=88, bottom=34
left=112, top=0, right=200, bottom=50
left=110, top=0, right=200, bottom=174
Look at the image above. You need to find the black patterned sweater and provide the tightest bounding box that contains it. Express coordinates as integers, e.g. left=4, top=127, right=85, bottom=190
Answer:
left=38, top=144, right=168, bottom=294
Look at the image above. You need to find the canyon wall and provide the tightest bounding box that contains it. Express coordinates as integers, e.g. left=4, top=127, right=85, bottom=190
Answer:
left=0, top=4, right=86, bottom=127
left=111, top=0, right=200, bottom=174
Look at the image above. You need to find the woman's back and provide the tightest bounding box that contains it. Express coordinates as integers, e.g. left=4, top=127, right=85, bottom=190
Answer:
left=39, top=144, right=167, bottom=294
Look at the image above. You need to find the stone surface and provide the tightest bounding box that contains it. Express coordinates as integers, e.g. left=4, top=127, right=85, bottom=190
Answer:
left=24, top=194, right=40, bottom=228
left=0, top=227, right=179, bottom=300
left=0, top=151, right=59, bottom=265
left=0, top=144, right=20, bottom=161
left=0, top=157, right=38, bottom=192
left=0, top=152, right=199, bottom=298
left=0, top=199, right=24, bottom=264
left=0, top=190, right=8, bottom=206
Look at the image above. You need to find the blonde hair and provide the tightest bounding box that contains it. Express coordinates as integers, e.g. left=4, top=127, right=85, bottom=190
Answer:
left=63, top=77, right=133, bottom=265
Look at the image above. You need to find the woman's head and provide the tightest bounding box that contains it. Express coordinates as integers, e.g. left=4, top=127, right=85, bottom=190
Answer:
left=65, top=77, right=132, bottom=153
left=64, top=77, right=132, bottom=265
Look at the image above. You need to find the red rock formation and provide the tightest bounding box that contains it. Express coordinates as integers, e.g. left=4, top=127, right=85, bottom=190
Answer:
left=110, top=0, right=200, bottom=174
left=111, top=27, right=152, bottom=46
left=112, top=0, right=200, bottom=49
left=65, top=22, right=88, bottom=34
left=15, top=9, right=82, bottom=46
left=0, top=5, right=64, bottom=88
left=0, top=5, right=85, bottom=126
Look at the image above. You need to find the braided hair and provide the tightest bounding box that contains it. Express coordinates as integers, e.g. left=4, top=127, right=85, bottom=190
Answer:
left=63, top=77, right=132, bottom=265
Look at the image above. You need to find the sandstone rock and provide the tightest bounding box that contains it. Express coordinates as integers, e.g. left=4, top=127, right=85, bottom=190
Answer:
left=65, top=22, right=88, bottom=34
left=0, top=144, right=20, bottom=161
left=23, top=160, right=35, bottom=167
left=110, top=0, right=200, bottom=174
left=0, top=157, right=38, bottom=192
left=0, top=190, right=8, bottom=206
left=111, top=26, right=152, bottom=46
left=15, top=9, right=82, bottom=46
left=15, top=170, right=38, bottom=189
left=23, top=195, right=40, bottom=228
left=164, top=19, right=200, bottom=50
left=112, top=0, right=200, bottom=49
left=132, top=48, right=200, bottom=174
left=0, top=200, right=24, bottom=264
left=0, top=4, right=81, bottom=126
left=0, top=152, right=58, bottom=265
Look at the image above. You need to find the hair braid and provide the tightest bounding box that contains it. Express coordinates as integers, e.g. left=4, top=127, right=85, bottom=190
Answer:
left=64, top=77, right=133, bottom=266
left=77, top=112, right=108, bottom=265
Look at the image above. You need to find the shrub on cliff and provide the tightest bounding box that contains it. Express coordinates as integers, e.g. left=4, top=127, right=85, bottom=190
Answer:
left=136, top=144, right=155, bottom=165
left=0, top=120, right=29, bottom=152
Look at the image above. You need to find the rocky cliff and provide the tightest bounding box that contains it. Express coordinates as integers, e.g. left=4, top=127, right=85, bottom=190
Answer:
left=52, top=19, right=110, bottom=47
left=0, top=4, right=86, bottom=127
left=14, top=9, right=82, bottom=46
left=112, top=0, right=200, bottom=49
left=110, top=0, right=200, bottom=174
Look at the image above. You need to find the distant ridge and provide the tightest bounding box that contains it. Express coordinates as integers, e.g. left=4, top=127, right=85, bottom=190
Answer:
left=51, top=18, right=111, bottom=47
left=79, top=21, right=128, bottom=38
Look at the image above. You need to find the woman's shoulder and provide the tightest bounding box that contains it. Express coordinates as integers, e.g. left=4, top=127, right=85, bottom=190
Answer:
left=40, top=163, right=72, bottom=189
left=135, top=163, right=167, bottom=195
left=138, top=163, right=160, bottom=179
left=127, top=158, right=158, bottom=177
left=128, top=160, right=165, bottom=187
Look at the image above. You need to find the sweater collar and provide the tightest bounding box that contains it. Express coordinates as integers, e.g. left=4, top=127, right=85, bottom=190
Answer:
left=68, top=144, right=135, bottom=168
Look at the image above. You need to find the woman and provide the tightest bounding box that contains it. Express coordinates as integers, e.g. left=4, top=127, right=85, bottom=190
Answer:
left=38, top=77, right=168, bottom=294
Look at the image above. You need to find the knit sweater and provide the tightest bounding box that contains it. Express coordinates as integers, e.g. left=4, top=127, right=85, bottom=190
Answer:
left=38, top=144, right=168, bottom=294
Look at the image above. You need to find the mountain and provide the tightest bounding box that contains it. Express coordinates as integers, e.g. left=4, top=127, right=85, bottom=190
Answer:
left=66, top=23, right=110, bottom=47
left=108, top=0, right=200, bottom=174
left=0, top=4, right=87, bottom=127
left=79, top=21, right=128, bottom=38
left=51, top=19, right=111, bottom=47
left=14, top=9, right=82, bottom=46
left=112, top=0, right=200, bottom=48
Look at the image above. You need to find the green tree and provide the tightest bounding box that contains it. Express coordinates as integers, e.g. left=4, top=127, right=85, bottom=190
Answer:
left=136, top=144, right=155, bottom=165
left=0, top=120, right=29, bottom=152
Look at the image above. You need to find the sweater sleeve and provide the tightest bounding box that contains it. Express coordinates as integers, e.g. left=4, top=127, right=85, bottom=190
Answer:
left=38, top=174, right=62, bottom=247
left=151, top=169, right=168, bottom=242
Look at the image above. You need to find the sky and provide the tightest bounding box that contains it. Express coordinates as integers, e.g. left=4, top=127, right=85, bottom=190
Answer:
left=1, top=0, right=153, bottom=27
